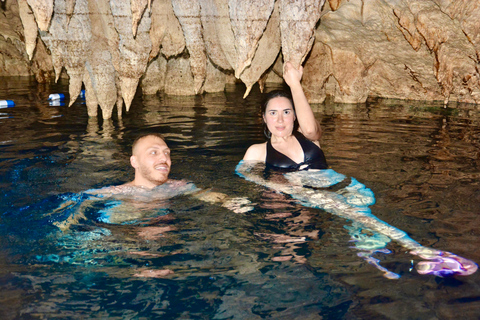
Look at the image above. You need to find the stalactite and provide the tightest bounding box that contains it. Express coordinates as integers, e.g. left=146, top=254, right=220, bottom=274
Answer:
left=110, top=0, right=152, bottom=111
left=84, top=0, right=119, bottom=117
left=154, top=0, right=185, bottom=59
left=172, top=0, right=207, bottom=94
left=39, top=0, right=67, bottom=82
left=199, top=0, right=232, bottom=71
left=26, top=0, right=54, bottom=31
left=208, top=0, right=237, bottom=72
left=228, top=0, right=275, bottom=78
left=131, top=0, right=148, bottom=37
left=83, top=68, right=99, bottom=117
left=149, top=0, right=168, bottom=60
left=239, top=0, right=281, bottom=98
left=65, top=0, right=75, bottom=26
left=18, top=0, right=38, bottom=60
left=279, top=0, right=325, bottom=69
left=64, top=0, right=91, bottom=107
left=204, top=57, right=226, bottom=92
left=5, top=0, right=480, bottom=119
left=328, top=0, right=341, bottom=11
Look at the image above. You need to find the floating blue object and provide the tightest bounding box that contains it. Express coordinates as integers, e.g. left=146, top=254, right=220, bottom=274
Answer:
left=0, top=100, right=15, bottom=108
left=49, top=100, right=65, bottom=106
left=80, top=89, right=85, bottom=98
left=48, top=93, right=65, bottom=101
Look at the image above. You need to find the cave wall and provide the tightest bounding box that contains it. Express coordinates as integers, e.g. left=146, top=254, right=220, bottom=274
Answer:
left=0, top=0, right=480, bottom=118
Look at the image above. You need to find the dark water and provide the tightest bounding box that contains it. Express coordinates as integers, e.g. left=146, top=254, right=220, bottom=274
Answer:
left=1, top=77, right=480, bottom=319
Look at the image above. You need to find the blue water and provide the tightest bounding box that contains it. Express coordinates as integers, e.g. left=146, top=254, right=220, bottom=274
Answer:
left=1, top=77, right=480, bottom=319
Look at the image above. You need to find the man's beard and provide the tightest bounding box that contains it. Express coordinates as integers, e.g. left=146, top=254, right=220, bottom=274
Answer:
left=140, top=165, right=169, bottom=186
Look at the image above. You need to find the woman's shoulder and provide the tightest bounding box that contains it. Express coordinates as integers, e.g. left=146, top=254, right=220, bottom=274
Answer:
left=243, top=142, right=267, bottom=161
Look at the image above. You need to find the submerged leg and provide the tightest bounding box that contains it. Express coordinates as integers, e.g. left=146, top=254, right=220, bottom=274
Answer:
left=235, top=161, right=478, bottom=277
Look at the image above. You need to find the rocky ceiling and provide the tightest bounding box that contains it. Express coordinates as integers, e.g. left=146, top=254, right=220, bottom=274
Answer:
left=0, top=0, right=479, bottom=119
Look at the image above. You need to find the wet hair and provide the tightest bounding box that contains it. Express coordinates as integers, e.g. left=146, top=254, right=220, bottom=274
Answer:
left=132, top=133, right=166, bottom=154
left=261, top=90, right=299, bottom=138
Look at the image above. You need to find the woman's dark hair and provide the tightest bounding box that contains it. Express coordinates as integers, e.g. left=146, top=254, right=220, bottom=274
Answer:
left=262, top=90, right=299, bottom=138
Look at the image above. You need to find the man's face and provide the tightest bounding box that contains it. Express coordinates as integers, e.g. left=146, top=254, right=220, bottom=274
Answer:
left=130, top=136, right=171, bottom=188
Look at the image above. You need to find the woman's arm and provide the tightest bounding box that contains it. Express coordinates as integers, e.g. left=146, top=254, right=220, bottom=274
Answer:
left=283, top=61, right=322, bottom=141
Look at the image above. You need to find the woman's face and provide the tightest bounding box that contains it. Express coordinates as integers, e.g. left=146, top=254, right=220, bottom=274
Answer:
left=263, top=97, right=296, bottom=138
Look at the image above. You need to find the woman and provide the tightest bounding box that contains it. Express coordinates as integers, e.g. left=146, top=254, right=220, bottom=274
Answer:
left=237, top=62, right=478, bottom=278
left=243, top=61, right=327, bottom=171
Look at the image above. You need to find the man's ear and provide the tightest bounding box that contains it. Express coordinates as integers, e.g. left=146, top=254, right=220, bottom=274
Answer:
left=130, top=155, right=138, bottom=169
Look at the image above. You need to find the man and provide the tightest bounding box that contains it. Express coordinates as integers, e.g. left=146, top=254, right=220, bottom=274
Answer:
left=101, top=133, right=229, bottom=201
left=54, top=133, right=251, bottom=231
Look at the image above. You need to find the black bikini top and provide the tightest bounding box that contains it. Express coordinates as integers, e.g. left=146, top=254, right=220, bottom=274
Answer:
left=265, top=131, right=328, bottom=171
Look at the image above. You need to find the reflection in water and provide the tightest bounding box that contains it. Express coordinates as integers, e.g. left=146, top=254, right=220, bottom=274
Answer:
left=1, top=80, right=480, bottom=319
left=236, top=162, right=478, bottom=278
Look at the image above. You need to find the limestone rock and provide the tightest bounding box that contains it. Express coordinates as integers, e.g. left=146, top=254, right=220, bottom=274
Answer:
left=228, top=0, right=275, bottom=78
left=199, top=0, right=232, bottom=71
left=27, top=0, right=54, bottom=31
left=83, top=68, right=99, bottom=117
left=64, top=0, right=91, bottom=106
left=302, top=41, right=331, bottom=103
left=154, top=0, right=186, bottom=59
left=3, top=0, right=480, bottom=119
left=84, top=0, right=120, bottom=116
left=18, top=0, right=38, bottom=60
left=239, top=0, right=281, bottom=98
left=209, top=0, right=237, bottom=72
left=110, top=0, right=152, bottom=111
left=131, top=0, right=148, bottom=38
left=172, top=0, right=207, bottom=94
left=204, top=57, right=226, bottom=93
left=66, top=0, right=75, bottom=26
left=279, top=0, right=325, bottom=69
left=164, top=55, right=195, bottom=95
left=38, top=0, right=66, bottom=82
left=328, top=0, right=341, bottom=11
left=141, top=54, right=167, bottom=95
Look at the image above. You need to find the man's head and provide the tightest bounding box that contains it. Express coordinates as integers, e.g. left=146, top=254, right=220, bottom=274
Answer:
left=130, top=133, right=171, bottom=188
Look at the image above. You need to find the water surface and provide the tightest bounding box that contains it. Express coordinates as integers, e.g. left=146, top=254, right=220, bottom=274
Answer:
left=1, top=77, right=480, bottom=319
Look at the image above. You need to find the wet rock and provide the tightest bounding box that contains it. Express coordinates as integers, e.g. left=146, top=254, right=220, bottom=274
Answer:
left=229, top=0, right=275, bottom=78
left=111, top=0, right=152, bottom=111
left=2, top=0, right=480, bottom=118
left=239, top=0, right=281, bottom=98
left=172, top=0, right=207, bottom=94
left=18, top=0, right=38, bottom=61
left=280, top=0, right=324, bottom=69
left=199, top=0, right=232, bottom=71
left=27, top=0, right=54, bottom=31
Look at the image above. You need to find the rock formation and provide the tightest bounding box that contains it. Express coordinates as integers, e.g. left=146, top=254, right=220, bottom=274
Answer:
left=1, top=0, right=480, bottom=118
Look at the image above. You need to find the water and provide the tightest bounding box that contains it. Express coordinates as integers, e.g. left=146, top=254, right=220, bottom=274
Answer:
left=1, top=77, right=480, bottom=319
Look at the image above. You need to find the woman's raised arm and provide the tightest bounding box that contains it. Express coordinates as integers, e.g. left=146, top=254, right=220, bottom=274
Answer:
left=283, top=62, right=322, bottom=141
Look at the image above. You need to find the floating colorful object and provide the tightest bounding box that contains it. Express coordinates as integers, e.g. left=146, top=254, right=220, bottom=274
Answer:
left=0, top=100, right=15, bottom=108
left=415, top=251, right=478, bottom=277
left=49, top=100, right=65, bottom=106
left=48, top=93, right=65, bottom=101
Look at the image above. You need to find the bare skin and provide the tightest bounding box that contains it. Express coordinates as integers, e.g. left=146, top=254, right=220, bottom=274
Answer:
left=243, top=61, right=322, bottom=163
left=54, top=134, right=252, bottom=232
